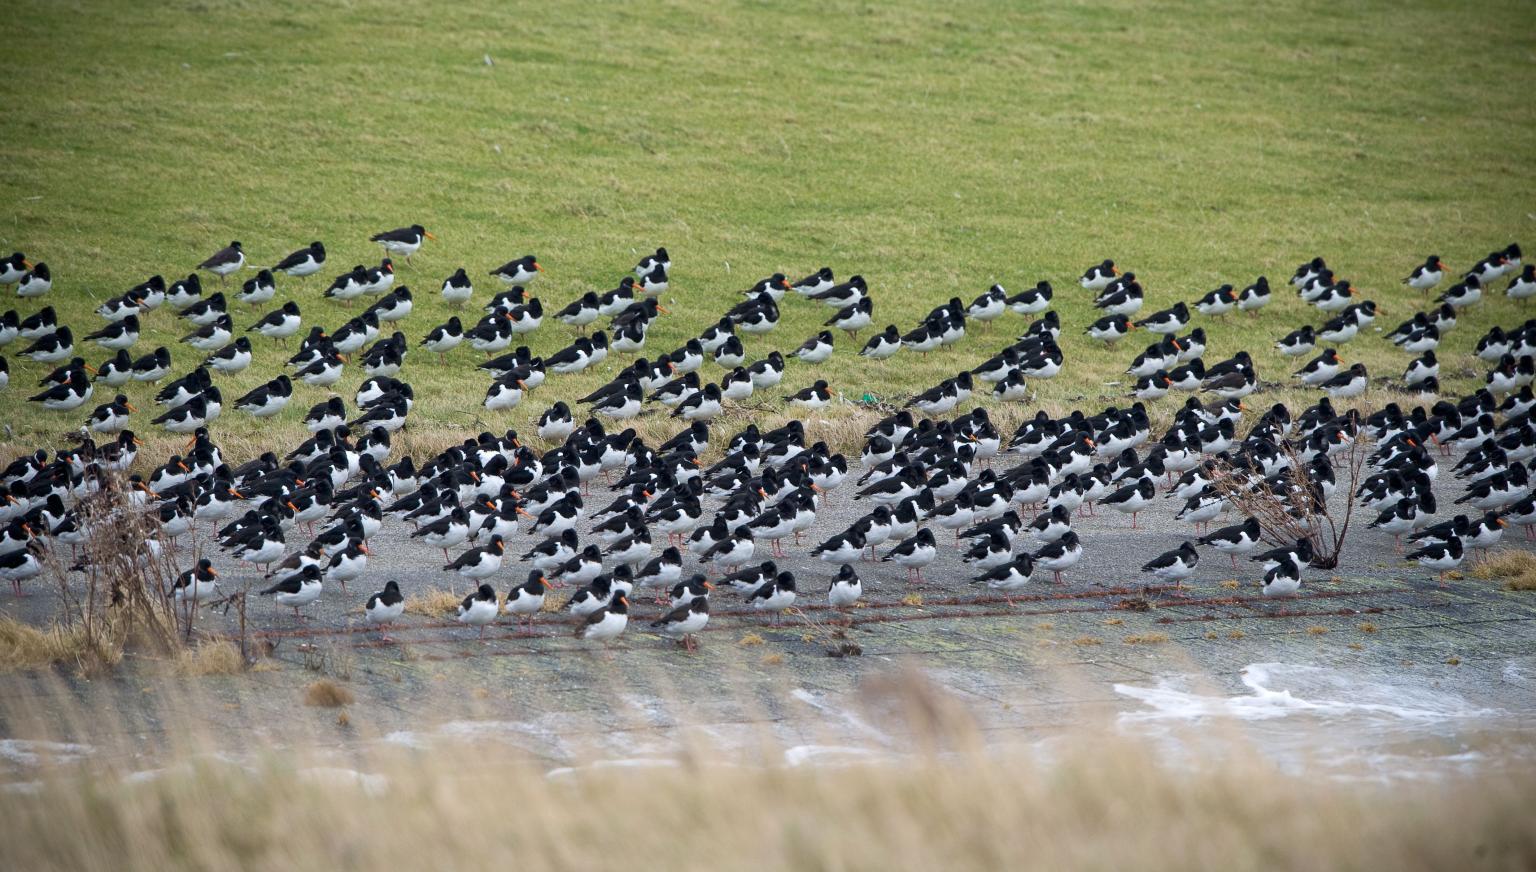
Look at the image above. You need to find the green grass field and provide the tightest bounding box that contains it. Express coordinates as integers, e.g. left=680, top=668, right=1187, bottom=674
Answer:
left=3, top=0, right=1535, bottom=458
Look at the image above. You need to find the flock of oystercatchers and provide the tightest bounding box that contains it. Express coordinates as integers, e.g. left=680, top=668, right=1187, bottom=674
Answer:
left=1, top=231, right=1534, bottom=651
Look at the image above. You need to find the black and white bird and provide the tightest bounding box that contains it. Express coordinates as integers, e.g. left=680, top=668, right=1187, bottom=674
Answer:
left=881, top=527, right=937, bottom=583
left=1404, top=255, right=1448, bottom=292
left=171, top=558, right=220, bottom=608
left=370, top=225, right=435, bottom=264
left=197, top=241, right=245, bottom=284
left=636, top=247, right=670, bottom=277
left=1262, top=555, right=1303, bottom=597
left=1197, top=517, right=1262, bottom=568
left=259, top=564, right=322, bottom=619
left=235, top=269, right=276, bottom=307
left=15, top=262, right=51, bottom=298
left=791, top=331, right=835, bottom=363
left=1031, top=531, right=1082, bottom=584
left=456, top=583, right=500, bottom=638
left=1322, top=363, right=1368, bottom=400
left=824, top=563, right=863, bottom=609
left=0, top=252, right=31, bottom=288
left=445, top=534, right=505, bottom=582
left=1142, top=541, right=1199, bottom=584
left=504, top=571, right=552, bottom=634
left=364, top=580, right=405, bottom=639
left=747, top=571, right=797, bottom=621
left=859, top=325, right=901, bottom=360
left=272, top=241, right=327, bottom=278
left=490, top=255, right=542, bottom=286
left=1079, top=259, right=1119, bottom=291
left=785, top=380, right=831, bottom=410
left=575, top=594, right=629, bottom=643
left=826, top=297, right=874, bottom=339
left=650, top=597, right=709, bottom=650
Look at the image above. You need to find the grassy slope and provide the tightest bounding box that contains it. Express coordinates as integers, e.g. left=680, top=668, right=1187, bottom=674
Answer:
left=2, top=0, right=1535, bottom=459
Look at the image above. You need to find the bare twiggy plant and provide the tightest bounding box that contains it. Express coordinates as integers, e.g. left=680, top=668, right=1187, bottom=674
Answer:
left=1208, top=437, right=1369, bottom=571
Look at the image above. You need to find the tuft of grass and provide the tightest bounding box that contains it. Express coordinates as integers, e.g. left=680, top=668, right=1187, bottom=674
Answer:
left=1358, top=623, right=1379, bottom=634
left=737, top=633, right=765, bottom=647
left=404, top=589, right=461, bottom=618
left=1446, top=656, right=1462, bottom=666
left=1226, top=630, right=1245, bottom=640
left=1220, top=580, right=1240, bottom=590
left=761, top=653, right=784, bottom=666
left=302, top=679, right=355, bottom=709
left=1470, top=550, right=1536, bottom=589
left=0, top=617, right=121, bottom=674
left=1307, top=626, right=1329, bottom=636
left=176, top=641, right=244, bottom=676
left=1470, top=550, right=1536, bottom=580
left=1035, top=622, right=1054, bottom=631
left=1123, top=633, right=1170, bottom=645
left=541, top=594, right=569, bottom=613
left=1071, top=636, right=1102, bottom=647
left=901, top=593, right=924, bottom=607
left=1102, top=618, right=1124, bottom=626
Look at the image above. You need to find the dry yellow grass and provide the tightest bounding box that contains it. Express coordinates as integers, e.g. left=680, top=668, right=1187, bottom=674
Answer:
left=1470, top=550, right=1536, bottom=579
left=302, top=679, right=355, bottom=708
left=1308, top=626, right=1329, bottom=636
left=1359, top=623, right=1379, bottom=634
left=0, top=617, right=122, bottom=674
left=738, top=633, right=765, bottom=647
left=1071, top=636, right=1102, bottom=646
left=403, top=588, right=462, bottom=618
left=0, top=727, right=1530, bottom=871
left=1470, top=550, right=1536, bottom=591
left=1123, top=633, right=1170, bottom=645
left=176, top=641, right=244, bottom=676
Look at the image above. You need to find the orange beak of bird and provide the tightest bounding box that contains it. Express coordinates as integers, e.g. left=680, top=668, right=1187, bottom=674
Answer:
left=533, top=261, right=543, bottom=272
left=425, top=231, right=438, bottom=241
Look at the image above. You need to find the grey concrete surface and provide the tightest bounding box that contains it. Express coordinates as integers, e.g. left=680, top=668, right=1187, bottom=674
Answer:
left=2, top=437, right=1535, bottom=780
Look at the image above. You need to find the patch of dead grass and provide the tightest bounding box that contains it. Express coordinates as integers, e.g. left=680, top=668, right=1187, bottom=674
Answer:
left=1123, top=633, right=1170, bottom=645
left=404, top=588, right=461, bottom=618
left=0, top=617, right=120, bottom=674
left=1471, top=550, right=1536, bottom=590
left=177, top=641, right=244, bottom=676
left=303, top=679, right=355, bottom=708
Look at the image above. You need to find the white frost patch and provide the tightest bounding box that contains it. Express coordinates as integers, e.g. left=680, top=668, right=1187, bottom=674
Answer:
left=546, top=757, right=680, bottom=780
left=298, top=767, right=388, bottom=797
left=0, top=739, right=94, bottom=768
left=1115, top=662, right=1502, bottom=724
left=790, top=688, right=892, bottom=745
